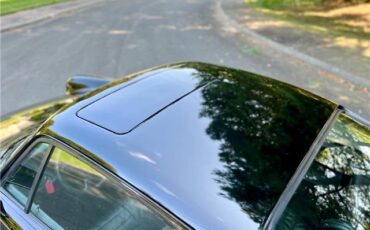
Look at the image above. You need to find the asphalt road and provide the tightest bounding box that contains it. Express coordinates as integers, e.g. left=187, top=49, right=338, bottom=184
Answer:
left=1, top=0, right=369, bottom=118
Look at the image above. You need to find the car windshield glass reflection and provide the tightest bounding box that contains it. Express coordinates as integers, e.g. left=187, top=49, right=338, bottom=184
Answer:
left=276, top=114, right=370, bottom=229
left=30, top=147, right=180, bottom=230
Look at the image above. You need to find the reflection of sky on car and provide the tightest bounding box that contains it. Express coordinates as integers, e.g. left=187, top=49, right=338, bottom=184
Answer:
left=115, top=90, right=267, bottom=229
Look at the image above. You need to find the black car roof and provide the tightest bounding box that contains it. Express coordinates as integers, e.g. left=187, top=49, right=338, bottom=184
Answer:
left=42, top=62, right=336, bottom=229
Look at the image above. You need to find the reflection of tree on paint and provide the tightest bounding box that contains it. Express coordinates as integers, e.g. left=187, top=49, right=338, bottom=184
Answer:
left=277, top=114, right=370, bottom=230
left=0, top=99, right=69, bottom=170
left=193, top=62, right=335, bottom=226
left=0, top=99, right=69, bottom=144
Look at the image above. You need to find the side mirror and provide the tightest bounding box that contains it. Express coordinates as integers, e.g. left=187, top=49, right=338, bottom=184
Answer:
left=66, top=75, right=111, bottom=96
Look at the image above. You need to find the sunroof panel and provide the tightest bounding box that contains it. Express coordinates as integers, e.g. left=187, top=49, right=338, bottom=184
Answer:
left=77, top=69, right=202, bottom=134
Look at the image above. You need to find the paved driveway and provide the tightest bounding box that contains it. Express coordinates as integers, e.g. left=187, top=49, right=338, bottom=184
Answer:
left=1, top=0, right=369, bottom=118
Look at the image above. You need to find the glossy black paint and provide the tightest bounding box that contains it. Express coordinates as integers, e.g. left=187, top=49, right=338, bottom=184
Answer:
left=28, top=62, right=336, bottom=229
left=77, top=68, right=210, bottom=134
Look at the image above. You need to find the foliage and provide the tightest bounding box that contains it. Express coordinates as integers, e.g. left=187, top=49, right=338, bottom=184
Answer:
left=277, top=114, right=370, bottom=229
left=245, top=0, right=369, bottom=9
left=193, top=61, right=370, bottom=228
left=190, top=63, right=334, bottom=225
left=0, top=0, right=68, bottom=16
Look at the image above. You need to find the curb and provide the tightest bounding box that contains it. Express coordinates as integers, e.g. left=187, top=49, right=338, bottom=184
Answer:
left=215, top=1, right=370, bottom=88
left=1, top=0, right=106, bottom=32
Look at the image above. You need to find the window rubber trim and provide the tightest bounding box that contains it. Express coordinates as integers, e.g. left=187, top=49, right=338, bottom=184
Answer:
left=263, top=105, right=343, bottom=230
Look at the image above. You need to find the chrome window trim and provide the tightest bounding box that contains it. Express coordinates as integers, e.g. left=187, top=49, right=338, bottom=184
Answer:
left=263, top=106, right=343, bottom=230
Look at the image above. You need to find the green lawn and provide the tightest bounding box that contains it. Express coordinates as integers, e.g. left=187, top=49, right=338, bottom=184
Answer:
left=0, top=0, right=69, bottom=16
left=245, top=0, right=370, bottom=40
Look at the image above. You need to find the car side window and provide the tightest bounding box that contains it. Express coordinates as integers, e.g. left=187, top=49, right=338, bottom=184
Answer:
left=30, top=146, right=180, bottom=230
left=3, top=142, right=50, bottom=207
left=276, top=114, right=370, bottom=230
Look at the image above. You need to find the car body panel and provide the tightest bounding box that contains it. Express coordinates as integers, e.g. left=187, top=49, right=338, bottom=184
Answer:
left=24, top=62, right=337, bottom=229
